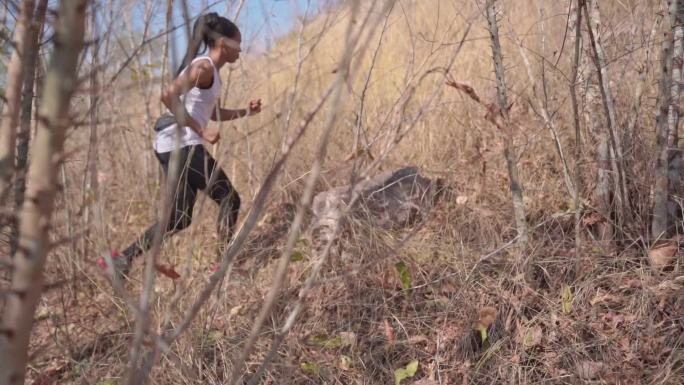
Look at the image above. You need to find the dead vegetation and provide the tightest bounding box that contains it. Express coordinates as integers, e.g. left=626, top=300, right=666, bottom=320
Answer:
left=1, top=0, right=684, bottom=384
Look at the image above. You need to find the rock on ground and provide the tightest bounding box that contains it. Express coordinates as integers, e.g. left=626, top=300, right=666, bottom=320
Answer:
left=310, top=167, right=442, bottom=249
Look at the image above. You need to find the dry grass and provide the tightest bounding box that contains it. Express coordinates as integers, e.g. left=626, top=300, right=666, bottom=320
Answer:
left=11, top=0, right=684, bottom=384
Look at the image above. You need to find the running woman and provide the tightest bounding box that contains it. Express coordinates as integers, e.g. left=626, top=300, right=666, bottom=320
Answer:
left=97, top=13, right=261, bottom=278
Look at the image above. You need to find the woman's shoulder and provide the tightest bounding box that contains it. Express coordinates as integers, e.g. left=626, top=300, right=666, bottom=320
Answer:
left=185, top=59, right=215, bottom=88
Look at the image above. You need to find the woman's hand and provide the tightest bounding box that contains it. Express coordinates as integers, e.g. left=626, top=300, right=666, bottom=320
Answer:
left=202, top=125, right=220, bottom=144
left=248, top=99, right=262, bottom=115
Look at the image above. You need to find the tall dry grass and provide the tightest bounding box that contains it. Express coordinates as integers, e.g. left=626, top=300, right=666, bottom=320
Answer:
left=12, top=0, right=683, bottom=384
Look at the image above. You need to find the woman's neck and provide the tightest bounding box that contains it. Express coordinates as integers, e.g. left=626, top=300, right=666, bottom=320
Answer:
left=208, top=48, right=225, bottom=69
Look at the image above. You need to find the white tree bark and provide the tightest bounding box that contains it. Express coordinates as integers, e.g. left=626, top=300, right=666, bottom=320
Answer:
left=0, top=1, right=87, bottom=384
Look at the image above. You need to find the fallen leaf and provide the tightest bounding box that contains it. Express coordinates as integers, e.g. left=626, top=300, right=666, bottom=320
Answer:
left=472, top=306, right=497, bottom=343
left=603, top=311, right=625, bottom=328
left=648, top=242, right=678, bottom=270
left=340, top=331, right=357, bottom=348
left=561, top=284, right=573, bottom=313
left=395, top=261, right=412, bottom=290
left=155, top=263, right=180, bottom=279
left=652, top=275, right=684, bottom=297
left=582, top=211, right=604, bottom=226
left=519, top=325, right=543, bottom=348
left=408, top=335, right=429, bottom=344
left=411, top=379, right=438, bottom=385
left=394, top=360, right=419, bottom=385
left=474, top=206, right=496, bottom=217
left=290, top=251, right=304, bottom=262
left=479, top=307, right=497, bottom=326
left=576, top=360, right=603, bottom=380
left=445, top=80, right=482, bottom=103
left=384, top=319, right=396, bottom=345
left=207, top=330, right=224, bottom=342
left=590, top=290, right=620, bottom=307
left=340, top=355, right=352, bottom=371
left=308, top=334, right=343, bottom=349
left=484, top=102, right=505, bottom=130
left=343, top=147, right=374, bottom=162
left=300, top=361, right=319, bottom=374
left=229, top=305, right=243, bottom=317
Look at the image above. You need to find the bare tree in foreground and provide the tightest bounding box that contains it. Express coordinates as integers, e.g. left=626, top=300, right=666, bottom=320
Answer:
left=0, top=0, right=87, bottom=384
left=12, top=0, right=49, bottom=255
left=0, top=0, right=35, bottom=204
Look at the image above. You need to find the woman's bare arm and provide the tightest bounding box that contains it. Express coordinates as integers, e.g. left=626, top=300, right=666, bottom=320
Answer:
left=160, top=60, right=214, bottom=135
left=210, top=99, right=262, bottom=121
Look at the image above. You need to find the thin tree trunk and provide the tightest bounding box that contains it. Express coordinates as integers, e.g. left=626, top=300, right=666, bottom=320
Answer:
left=570, top=0, right=583, bottom=260
left=0, top=0, right=35, bottom=204
left=583, top=0, right=632, bottom=233
left=485, top=0, right=528, bottom=246
left=83, top=0, right=100, bottom=258
left=0, top=1, right=87, bottom=384
left=653, top=1, right=681, bottom=240
left=12, top=0, right=48, bottom=255
left=582, top=0, right=617, bottom=247
left=670, top=1, right=684, bottom=153
left=568, top=0, right=612, bottom=247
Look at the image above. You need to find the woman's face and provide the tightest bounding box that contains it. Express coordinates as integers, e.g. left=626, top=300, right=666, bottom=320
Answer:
left=220, top=32, right=242, bottom=63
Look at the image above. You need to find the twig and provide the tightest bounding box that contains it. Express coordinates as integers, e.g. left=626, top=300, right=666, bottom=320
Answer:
left=507, top=19, right=576, bottom=200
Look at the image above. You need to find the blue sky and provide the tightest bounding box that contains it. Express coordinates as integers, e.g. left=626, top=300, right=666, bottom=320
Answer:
left=171, top=0, right=317, bottom=58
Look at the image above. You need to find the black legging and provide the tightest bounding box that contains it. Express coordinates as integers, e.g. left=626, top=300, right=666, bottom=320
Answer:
left=121, top=145, right=240, bottom=261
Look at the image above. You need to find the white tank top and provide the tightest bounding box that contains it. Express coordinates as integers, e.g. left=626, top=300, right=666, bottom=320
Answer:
left=153, top=56, right=222, bottom=153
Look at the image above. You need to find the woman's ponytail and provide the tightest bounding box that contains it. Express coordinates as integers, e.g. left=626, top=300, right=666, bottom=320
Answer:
left=177, top=14, right=211, bottom=75
left=176, top=12, right=239, bottom=75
